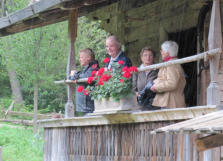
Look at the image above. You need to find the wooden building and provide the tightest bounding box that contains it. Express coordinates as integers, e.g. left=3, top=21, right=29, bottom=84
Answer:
left=153, top=110, right=223, bottom=160
left=0, top=0, right=222, bottom=160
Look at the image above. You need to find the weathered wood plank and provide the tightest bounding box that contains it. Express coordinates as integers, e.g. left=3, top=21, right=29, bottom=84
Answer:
left=0, top=119, right=32, bottom=126
left=65, top=9, right=78, bottom=118
left=32, top=0, right=62, bottom=13
left=196, top=134, right=223, bottom=151
left=0, top=147, right=2, bottom=161
left=207, top=0, right=223, bottom=106
left=1, top=110, right=53, bottom=119
left=38, top=106, right=216, bottom=128
left=0, top=17, right=10, bottom=28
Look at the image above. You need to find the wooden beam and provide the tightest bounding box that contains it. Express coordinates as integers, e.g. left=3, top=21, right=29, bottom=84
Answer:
left=0, top=0, right=114, bottom=37
left=38, top=106, right=216, bottom=128
left=60, top=0, right=107, bottom=10
left=1, top=110, right=52, bottom=119
left=54, top=78, right=88, bottom=84
left=0, top=119, right=33, bottom=126
left=65, top=9, right=78, bottom=118
left=207, top=0, right=222, bottom=107
left=0, top=146, right=2, bottom=161
left=196, top=134, right=223, bottom=151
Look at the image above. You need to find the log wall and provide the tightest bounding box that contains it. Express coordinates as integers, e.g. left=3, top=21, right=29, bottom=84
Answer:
left=43, top=121, right=222, bottom=161
left=88, top=0, right=223, bottom=106
left=88, top=0, right=205, bottom=65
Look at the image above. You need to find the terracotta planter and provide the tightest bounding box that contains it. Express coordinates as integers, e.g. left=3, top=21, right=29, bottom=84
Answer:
left=94, top=95, right=139, bottom=113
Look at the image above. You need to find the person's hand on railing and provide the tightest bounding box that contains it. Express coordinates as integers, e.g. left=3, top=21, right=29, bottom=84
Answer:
left=70, top=70, right=77, bottom=76
left=136, top=92, right=139, bottom=97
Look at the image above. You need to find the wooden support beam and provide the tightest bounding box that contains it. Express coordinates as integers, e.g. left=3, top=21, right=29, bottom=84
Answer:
left=65, top=9, right=78, bottom=118
left=4, top=101, right=14, bottom=119
left=61, top=0, right=106, bottom=10
left=196, top=134, right=223, bottom=151
left=1, top=110, right=52, bottom=119
left=207, top=0, right=222, bottom=108
left=0, top=119, right=33, bottom=126
left=0, top=146, right=2, bottom=161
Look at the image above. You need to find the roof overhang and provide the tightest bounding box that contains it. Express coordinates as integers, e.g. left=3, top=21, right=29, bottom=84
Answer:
left=152, top=106, right=222, bottom=135
left=0, top=0, right=118, bottom=37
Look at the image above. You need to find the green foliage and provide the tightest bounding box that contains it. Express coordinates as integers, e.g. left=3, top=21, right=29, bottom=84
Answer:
left=87, top=62, right=135, bottom=101
left=76, top=17, right=109, bottom=65
left=0, top=57, right=11, bottom=97
left=0, top=5, right=109, bottom=113
left=0, top=98, right=12, bottom=109
left=0, top=125, right=43, bottom=161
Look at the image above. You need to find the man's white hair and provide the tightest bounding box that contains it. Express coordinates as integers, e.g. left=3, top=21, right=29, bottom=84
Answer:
left=161, top=41, right=179, bottom=57
left=106, top=35, right=121, bottom=48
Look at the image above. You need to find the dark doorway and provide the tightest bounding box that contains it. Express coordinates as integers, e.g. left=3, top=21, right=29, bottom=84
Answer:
left=168, top=28, right=197, bottom=106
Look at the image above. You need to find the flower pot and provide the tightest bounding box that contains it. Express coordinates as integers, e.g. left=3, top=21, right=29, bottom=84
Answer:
left=94, top=95, right=139, bottom=113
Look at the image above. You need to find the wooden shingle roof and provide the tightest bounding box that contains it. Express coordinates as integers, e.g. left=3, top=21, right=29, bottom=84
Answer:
left=152, top=109, right=223, bottom=135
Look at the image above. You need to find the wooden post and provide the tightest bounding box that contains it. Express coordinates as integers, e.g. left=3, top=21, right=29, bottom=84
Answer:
left=207, top=0, right=222, bottom=108
left=33, top=83, right=38, bottom=134
left=196, top=134, right=223, bottom=152
left=65, top=9, right=78, bottom=118
left=0, top=146, right=2, bottom=161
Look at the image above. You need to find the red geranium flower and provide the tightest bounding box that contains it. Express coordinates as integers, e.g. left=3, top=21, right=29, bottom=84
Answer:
left=91, top=70, right=97, bottom=77
left=123, top=72, right=131, bottom=79
left=104, top=57, right=110, bottom=63
left=87, top=77, right=94, bottom=84
left=129, top=66, right=138, bottom=72
left=98, top=80, right=104, bottom=86
left=120, top=79, right=124, bottom=83
left=84, top=89, right=90, bottom=96
left=92, top=64, right=98, bottom=69
left=97, top=68, right=105, bottom=76
left=122, top=66, right=129, bottom=72
left=77, top=86, right=84, bottom=92
left=118, top=60, right=124, bottom=65
left=101, top=74, right=112, bottom=82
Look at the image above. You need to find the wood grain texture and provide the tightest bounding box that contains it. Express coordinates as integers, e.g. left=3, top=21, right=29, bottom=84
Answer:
left=43, top=121, right=222, bottom=161
left=196, top=134, right=223, bottom=152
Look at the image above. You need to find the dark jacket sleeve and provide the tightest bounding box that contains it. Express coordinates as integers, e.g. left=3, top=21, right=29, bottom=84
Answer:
left=78, top=68, right=93, bottom=79
left=132, top=73, right=138, bottom=92
left=149, top=69, right=159, bottom=82
left=116, top=52, right=132, bottom=68
left=70, top=61, right=99, bottom=80
left=122, top=56, right=132, bottom=68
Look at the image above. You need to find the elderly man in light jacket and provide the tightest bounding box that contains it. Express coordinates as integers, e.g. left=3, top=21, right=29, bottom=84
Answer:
left=150, top=41, right=186, bottom=108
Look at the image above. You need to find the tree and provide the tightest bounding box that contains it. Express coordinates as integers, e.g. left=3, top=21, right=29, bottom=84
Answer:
left=0, top=1, right=109, bottom=117
left=0, top=0, right=26, bottom=105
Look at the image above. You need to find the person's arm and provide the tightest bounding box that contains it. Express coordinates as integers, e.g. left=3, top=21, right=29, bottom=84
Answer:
left=152, top=65, right=181, bottom=93
left=78, top=66, right=95, bottom=79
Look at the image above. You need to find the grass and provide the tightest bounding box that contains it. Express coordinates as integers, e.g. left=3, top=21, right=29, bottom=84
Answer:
left=0, top=124, right=43, bottom=161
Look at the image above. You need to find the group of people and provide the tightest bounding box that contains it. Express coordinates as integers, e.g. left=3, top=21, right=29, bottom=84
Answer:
left=70, top=35, right=186, bottom=116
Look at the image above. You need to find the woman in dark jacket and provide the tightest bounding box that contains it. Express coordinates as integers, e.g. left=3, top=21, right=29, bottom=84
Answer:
left=70, top=48, right=99, bottom=116
left=133, top=47, right=158, bottom=110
